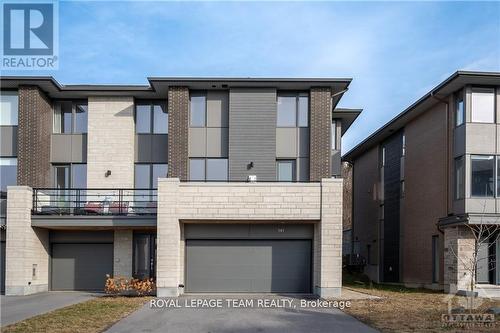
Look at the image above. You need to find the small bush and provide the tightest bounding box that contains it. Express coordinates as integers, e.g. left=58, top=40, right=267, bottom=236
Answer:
left=105, top=275, right=155, bottom=296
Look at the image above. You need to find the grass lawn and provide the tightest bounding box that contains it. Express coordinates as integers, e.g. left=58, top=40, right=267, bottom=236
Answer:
left=342, top=272, right=500, bottom=332
left=1, top=296, right=150, bottom=333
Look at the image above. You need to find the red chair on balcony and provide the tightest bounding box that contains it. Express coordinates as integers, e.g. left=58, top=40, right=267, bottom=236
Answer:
left=83, top=202, right=104, bottom=215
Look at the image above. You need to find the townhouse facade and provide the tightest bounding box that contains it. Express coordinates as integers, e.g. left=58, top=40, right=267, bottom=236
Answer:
left=0, top=76, right=360, bottom=297
left=344, top=71, right=500, bottom=295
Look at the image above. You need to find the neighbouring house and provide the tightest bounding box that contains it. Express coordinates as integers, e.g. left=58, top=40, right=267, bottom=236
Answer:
left=0, top=76, right=361, bottom=297
left=344, top=71, right=500, bottom=296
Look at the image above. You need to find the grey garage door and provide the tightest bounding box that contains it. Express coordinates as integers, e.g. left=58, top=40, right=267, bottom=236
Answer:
left=51, top=243, right=113, bottom=291
left=186, top=240, right=311, bottom=293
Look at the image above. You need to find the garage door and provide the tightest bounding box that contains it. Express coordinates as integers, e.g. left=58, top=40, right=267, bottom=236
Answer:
left=51, top=243, right=113, bottom=291
left=186, top=240, right=311, bottom=293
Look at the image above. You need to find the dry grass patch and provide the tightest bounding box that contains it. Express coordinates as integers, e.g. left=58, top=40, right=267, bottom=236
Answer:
left=1, top=296, right=150, bottom=333
left=343, top=284, right=500, bottom=332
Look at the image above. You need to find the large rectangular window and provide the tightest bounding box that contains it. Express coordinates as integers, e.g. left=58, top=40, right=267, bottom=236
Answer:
left=455, top=95, right=464, bottom=126
left=0, top=158, right=17, bottom=192
left=471, top=155, right=495, bottom=197
left=331, top=121, right=337, bottom=150
left=189, top=158, right=228, bottom=181
left=498, top=157, right=500, bottom=198
left=54, top=101, right=88, bottom=134
left=277, top=93, right=309, bottom=127
left=53, top=164, right=87, bottom=189
left=135, top=102, right=168, bottom=134
left=135, top=164, right=168, bottom=188
left=276, top=160, right=296, bottom=182
left=190, top=94, right=206, bottom=127
left=0, top=91, right=18, bottom=126
left=471, top=88, right=495, bottom=123
left=455, top=156, right=465, bottom=199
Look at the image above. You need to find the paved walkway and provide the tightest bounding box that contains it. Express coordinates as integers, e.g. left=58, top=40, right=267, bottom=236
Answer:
left=107, top=294, right=378, bottom=333
left=1, top=292, right=97, bottom=326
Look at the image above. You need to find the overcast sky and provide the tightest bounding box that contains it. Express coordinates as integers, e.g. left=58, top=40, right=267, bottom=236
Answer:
left=3, top=1, right=500, bottom=152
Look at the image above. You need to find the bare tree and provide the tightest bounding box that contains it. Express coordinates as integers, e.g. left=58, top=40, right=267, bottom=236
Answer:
left=447, top=213, right=500, bottom=312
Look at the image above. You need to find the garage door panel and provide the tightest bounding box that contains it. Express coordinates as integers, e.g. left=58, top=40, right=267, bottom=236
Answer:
left=51, top=243, right=113, bottom=291
left=186, top=240, right=311, bottom=293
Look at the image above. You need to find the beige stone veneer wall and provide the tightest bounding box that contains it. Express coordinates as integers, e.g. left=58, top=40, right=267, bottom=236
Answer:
left=156, top=178, right=343, bottom=298
left=5, top=186, right=49, bottom=295
left=87, top=97, right=135, bottom=188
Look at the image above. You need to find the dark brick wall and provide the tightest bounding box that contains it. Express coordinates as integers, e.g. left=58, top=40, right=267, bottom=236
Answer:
left=17, top=86, right=52, bottom=187
left=310, top=87, right=332, bottom=181
left=167, top=86, right=189, bottom=180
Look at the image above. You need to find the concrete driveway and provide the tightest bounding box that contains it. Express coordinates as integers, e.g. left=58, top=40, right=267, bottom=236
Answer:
left=1, top=292, right=97, bottom=326
left=107, top=295, right=378, bottom=333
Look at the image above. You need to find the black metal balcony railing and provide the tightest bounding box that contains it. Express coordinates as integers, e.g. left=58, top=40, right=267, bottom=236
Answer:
left=32, top=188, right=157, bottom=216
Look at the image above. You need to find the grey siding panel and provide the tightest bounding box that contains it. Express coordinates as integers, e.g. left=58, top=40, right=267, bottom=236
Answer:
left=135, top=134, right=168, bottom=163
left=331, top=150, right=341, bottom=176
left=185, top=239, right=311, bottom=293
left=51, top=243, right=113, bottom=291
left=51, top=134, right=87, bottom=163
left=0, top=126, right=18, bottom=156
left=229, top=88, right=277, bottom=181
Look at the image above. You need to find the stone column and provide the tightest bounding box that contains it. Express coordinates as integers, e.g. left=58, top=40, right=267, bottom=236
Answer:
left=167, top=87, right=189, bottom=181
left=5, top=186, right=49, bottom=295
left=444, top=225, right=475, bottom=294
left=113, top=230, right=133, bottom=278
left=315, top=178, right=343, bottom=298
left=156, top=178, right=181, bottom=296
left=310, top=88, right=332, bottom=181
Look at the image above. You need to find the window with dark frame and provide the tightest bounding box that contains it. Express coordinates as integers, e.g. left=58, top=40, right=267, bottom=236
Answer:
left=135, top=101, right=168, bottom=134
left=277, top=93, right=309, bottom=127
left=455, top=95, right=464, bottom=127
left=432, top=235, right=439, bottom=283
left=134, top=163, right=168, bottom=188
left=53, top=101, right=88, bottom=134
left=455, top=156, right=465, bottom=199
left=190, top=93, right=206, bottom=127
left=471, top=155, right=495, bottom=197
left=188, top=158, right=228, bottom=181
left=276, top=160, right=296, bottom=182
left=53, top=163, right=87, bottom=189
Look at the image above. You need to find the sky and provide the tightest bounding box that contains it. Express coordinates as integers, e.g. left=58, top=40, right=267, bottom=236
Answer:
left=2, top=0, right=500, bottom=152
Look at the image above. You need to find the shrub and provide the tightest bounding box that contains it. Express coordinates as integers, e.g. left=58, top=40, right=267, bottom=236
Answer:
left=105, top=275, right=155, bottom=296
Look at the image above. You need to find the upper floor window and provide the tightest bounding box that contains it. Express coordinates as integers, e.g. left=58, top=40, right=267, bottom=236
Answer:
left=189, top=158, right=228, bottom=181
left=276, top=159, right=296, bottom=182
left=53, top=163, right=87, bottom=189
left=455, top=95, right=464, bottom=126
left=134, top=163, right=168, bottom=189
left=0, top=158, right=17, bottom=193
left=135, top=101, right=168, bottom=134
left=454, top=156, right=464, bottom=199
left=0, top=91, right=18, bottom=126
left=331, top=121, right=337, bottom=150
left=471, top=155, right=494, bottom=197
left=471, top=88, right=495, bottom=123
left=54, top=101, right=88, bottom=134
left=277, top=93, right=309, bottom=127
left=190, top=94, right=206, bottom=127
left=401, top=133, right=406, bottom=157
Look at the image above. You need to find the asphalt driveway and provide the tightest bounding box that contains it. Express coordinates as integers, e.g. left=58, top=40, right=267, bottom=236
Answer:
left=106, top=295, right=377, bottom=333
left=0, top=291, right=97, bottom=326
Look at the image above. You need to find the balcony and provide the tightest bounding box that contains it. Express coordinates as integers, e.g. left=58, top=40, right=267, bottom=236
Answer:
left=32, top=188, right=157, bottom=216
left=30, top=188, right=157, bottom=228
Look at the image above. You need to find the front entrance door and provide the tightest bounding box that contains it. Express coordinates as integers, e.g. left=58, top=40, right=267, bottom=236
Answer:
left=133, top=233, right=156, bottom=280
